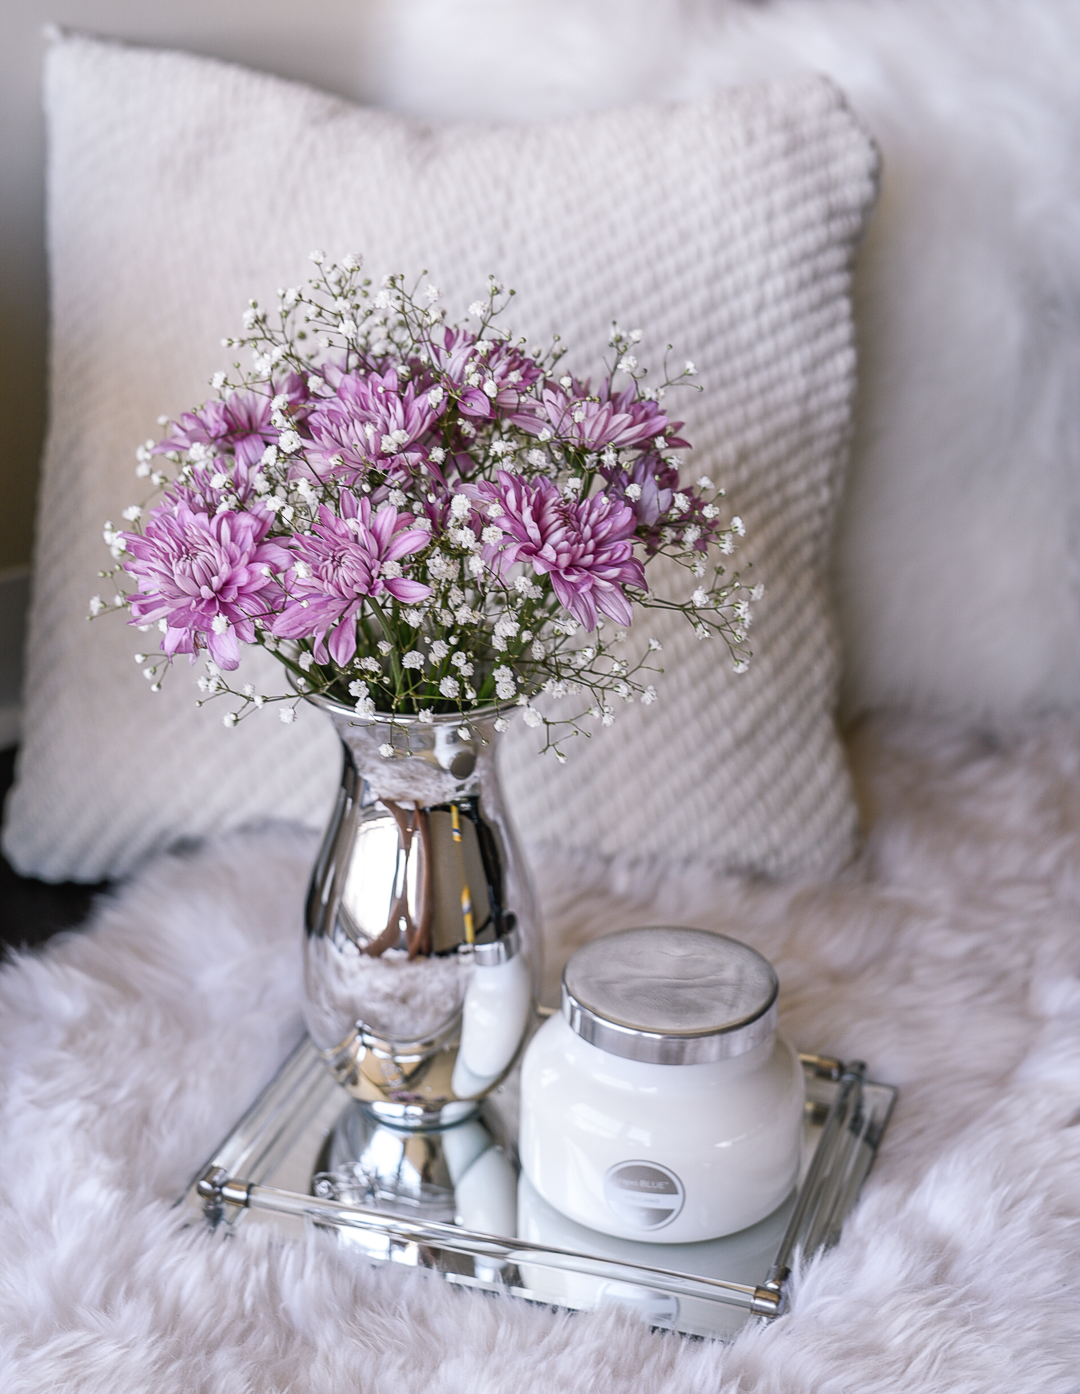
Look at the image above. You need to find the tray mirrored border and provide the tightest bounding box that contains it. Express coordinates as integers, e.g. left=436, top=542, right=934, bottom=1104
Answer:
left=183, top=1034, right=896, bottom=1341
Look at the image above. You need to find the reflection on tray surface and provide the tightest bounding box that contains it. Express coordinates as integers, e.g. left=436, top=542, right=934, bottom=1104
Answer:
left=186, top=1038, right=896, bottom=1340
left=314, top=1100, right=517, bottom=1237
left=308, top=1093, right=800, bottom=1331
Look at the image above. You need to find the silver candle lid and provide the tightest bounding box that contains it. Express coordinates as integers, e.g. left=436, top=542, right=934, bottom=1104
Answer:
left=561, top=926, right=779, bottom=1065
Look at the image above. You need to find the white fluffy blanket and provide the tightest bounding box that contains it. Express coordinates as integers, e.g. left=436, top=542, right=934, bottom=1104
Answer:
left=2, top=712, right=1079, bottom=1392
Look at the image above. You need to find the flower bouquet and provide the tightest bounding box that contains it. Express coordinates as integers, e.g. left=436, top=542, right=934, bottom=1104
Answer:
left=96, top=254, right=754, bottom=753
left=92, top=254, right=758, bottom=1120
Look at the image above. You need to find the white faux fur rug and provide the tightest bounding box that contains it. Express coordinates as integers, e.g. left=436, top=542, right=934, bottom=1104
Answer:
left=2, top=712, right=1080, bottom=1391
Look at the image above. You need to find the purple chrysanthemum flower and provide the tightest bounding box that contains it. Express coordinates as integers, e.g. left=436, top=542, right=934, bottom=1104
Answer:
left=154, top=374, right=309, bottom=471
left=598, top=450, right=719, bottom=555
left=473, top=470, right=645, bottom=630
left=169, top=462, right=261, bottom=515
left=600, top=449, right=679, bottom=529
left=428, top=329, right=543, bottom=420
left=272, top=492, right=432, bottom=666
left=520, top=382, right=676, bottom=453
left=122, top=499, right=290, bottom=669
left=424, top=327, right=477, bottom=388
left=304, top=368, right=438, bottom=484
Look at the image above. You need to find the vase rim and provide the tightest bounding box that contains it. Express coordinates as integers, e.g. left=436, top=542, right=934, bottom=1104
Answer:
left=300, top=686, right=511, bottom=729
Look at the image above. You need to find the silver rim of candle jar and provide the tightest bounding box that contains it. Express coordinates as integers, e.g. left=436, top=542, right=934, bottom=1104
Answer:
left=560, top=927, right=779, bottom=1065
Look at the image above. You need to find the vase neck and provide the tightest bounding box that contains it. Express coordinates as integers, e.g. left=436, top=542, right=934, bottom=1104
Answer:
left=309, top=698, right=504, bottom=803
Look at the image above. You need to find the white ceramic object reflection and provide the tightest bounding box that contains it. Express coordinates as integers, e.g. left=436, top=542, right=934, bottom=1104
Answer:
left=515, top=1169, right=794, bottom=1322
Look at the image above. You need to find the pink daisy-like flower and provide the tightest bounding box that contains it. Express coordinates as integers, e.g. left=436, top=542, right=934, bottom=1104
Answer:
left=473, top=470, right=645, bottom=630
left=153, top=374, right=309, bottom=472
left=304, top=368, right=438, bottom=484
left=272, top=492, right=432, bottom=666
left=427, top=328, right=543, bottom=421
left=598, top=450, right=720, bottom=556
left=601, top=449, right=680, bottom=529
left=168, top=462, right=262, bottom=516
left=521, top=381, right=678, bottom=453
left=122, top=499, right=290, bottom=669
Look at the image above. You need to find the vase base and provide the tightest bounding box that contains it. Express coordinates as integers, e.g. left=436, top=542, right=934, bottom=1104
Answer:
left=361, top=1097, right=481, bottom=1131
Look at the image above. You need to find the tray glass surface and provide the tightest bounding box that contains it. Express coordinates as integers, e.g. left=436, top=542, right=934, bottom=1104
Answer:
left=183, top=1031, right=896, bottom=1340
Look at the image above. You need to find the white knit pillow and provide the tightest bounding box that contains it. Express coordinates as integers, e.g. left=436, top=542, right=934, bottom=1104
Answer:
left=2, top=31, right=877, bottom=882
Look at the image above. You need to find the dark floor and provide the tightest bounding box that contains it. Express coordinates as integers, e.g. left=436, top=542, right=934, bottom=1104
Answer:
left=0, top=746, right=110, bottom=956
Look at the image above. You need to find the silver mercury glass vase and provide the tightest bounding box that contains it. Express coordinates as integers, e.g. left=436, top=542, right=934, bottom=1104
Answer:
left=302, top=694, right=539, bottom=1128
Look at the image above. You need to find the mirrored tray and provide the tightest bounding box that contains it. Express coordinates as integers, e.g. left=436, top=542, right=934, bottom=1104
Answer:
left=182, top=1031, right=896, bottom=1341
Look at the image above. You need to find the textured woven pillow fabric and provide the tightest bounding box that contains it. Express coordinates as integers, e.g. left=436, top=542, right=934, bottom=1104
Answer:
left=3, top=31, right=877, bottom=882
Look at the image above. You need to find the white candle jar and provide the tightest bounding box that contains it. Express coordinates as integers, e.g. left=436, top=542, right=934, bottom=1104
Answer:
left=519, top=926, right=805, bottom=1243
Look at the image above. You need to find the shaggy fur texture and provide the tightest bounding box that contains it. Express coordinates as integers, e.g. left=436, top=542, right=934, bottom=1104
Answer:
left=2, top=713, right=1079, bottom=1391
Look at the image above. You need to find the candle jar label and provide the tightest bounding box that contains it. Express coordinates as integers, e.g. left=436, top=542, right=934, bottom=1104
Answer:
left=603, top=1161, right=685, bottom=1230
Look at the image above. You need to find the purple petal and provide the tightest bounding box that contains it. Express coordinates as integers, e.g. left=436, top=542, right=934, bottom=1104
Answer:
left=384, top=576, right=432, bottom=603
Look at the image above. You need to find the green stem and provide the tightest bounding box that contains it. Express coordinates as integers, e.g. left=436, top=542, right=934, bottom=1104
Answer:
left=366, top=596, right=404, bottom=702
